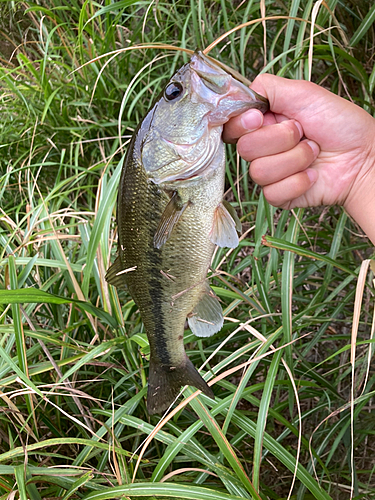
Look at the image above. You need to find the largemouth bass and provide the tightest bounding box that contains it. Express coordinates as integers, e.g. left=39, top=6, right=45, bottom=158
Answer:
left=106, top=51, right=268, bottom=414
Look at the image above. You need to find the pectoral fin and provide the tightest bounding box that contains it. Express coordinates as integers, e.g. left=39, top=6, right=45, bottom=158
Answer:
left=188, top=285, right=223, bottom=337
left=210, top=202, right=241, bottom=248
left=154, top=192, right=189, bottom=249
left=222, top=200, right=242, bottom=232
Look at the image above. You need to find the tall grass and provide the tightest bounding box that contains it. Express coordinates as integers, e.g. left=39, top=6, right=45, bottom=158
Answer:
left=0, top=1, right=374, bottom=499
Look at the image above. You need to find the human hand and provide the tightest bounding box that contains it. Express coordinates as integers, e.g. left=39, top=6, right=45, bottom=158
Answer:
left=223, top=74, right=375, bottom=243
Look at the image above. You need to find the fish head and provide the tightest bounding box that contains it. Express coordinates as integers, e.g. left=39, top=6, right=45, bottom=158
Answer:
left=140, top=51, right=269, bottom=184
left=189, top=51, right=269, bottom=123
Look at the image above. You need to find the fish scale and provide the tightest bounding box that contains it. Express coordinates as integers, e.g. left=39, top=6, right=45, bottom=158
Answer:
left=106, top=51, right=269, bottom=414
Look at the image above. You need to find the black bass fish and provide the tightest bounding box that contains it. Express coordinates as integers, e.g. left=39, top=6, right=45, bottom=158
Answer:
left=106, top=51, right=268, bottom=414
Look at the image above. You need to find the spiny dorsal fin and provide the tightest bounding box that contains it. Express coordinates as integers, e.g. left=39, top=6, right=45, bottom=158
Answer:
left=209, top=201, right=240, bottom=248
left=154, top=191, right=189, bottom=249
left=105, top=256, right=128, bottom=289
left=188, top=284, right=223, bottom=337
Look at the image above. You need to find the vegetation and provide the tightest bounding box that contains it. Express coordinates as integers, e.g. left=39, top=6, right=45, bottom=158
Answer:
left=0, top=0, right=374, bottom=499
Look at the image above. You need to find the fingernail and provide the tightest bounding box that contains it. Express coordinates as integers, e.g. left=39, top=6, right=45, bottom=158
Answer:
left=293, top=120, right=304, bottom=139
left=240, top=110, right=263, bottom=131
left=306, top=168, right=318, bottom=184
left=306, top=139, right=320, bottom=158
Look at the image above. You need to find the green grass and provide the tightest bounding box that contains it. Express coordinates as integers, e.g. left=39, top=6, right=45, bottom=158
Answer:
left=0, top=1, right=374, bottom=499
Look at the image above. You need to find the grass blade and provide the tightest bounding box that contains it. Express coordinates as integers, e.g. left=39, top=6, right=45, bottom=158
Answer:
left=350, top=4, right=375, bottom=47
left=82, top=482, right=250, bottom=500
left=252, top=349, right=282, bottom=490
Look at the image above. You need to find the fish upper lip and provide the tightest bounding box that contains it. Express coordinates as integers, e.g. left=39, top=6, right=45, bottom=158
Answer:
left=190, top=51, right=269, bottom=113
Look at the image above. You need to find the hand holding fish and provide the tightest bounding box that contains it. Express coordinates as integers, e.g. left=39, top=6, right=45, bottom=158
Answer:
left=224, top=74, right=375, bottom=244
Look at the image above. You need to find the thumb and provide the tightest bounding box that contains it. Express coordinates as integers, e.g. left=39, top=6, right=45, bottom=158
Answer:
left=250, top=74, right=358, bottom=145
left=250, top=74, right=328, bottom=120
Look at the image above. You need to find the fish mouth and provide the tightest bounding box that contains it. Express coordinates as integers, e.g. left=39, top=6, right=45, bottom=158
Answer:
left=189, top=51, right=269, bottom=117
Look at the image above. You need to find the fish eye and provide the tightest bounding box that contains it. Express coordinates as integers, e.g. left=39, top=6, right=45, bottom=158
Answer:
left=164, top=82, right=183, bottom=101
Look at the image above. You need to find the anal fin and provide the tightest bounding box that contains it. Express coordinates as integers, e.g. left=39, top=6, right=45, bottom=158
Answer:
left=209, top=201, right=241, bottom=249
left=188, top=284, right=223, bottom=337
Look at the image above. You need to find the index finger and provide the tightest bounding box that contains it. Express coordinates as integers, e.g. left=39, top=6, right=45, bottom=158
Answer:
left=223, top=109, right=290, bottom=144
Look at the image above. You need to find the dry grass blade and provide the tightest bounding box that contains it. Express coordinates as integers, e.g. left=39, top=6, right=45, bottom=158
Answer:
left=308, top=0, right=325, bottom=81
left=160, top=468, right=218, bottom=482
left=203, top=16, right=312, bottom=55
left=350, top=259, right=372, bottom=499
left=72, top=43, right=194, bottom=76
left=20, top=305, right=94, bottom=432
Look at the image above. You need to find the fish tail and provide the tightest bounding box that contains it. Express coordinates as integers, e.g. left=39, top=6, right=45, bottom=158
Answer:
left=147, top=356, right=214, bottom=415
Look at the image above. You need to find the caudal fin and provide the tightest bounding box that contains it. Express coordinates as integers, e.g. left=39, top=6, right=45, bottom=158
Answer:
left=147, top=356, right=214, bottom=415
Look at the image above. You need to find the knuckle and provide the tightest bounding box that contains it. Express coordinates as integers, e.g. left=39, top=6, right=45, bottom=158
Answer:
left=223, top=120, right=239, bottom=144
left=223, top=133, right=237, bottom=145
